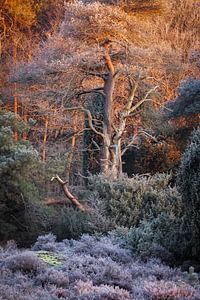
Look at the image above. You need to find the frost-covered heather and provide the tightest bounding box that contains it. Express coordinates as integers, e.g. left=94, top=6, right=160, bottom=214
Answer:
left=0, top=233, right=200, bottom=300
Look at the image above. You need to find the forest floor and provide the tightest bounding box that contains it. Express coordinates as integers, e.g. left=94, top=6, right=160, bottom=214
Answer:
left=1, top=233, right=200, bottom=300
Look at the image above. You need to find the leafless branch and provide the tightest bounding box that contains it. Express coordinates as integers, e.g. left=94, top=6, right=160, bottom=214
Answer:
left=139, top=129, right=158, bottom=142
left=77, top=88, right=105, bottom=98
left=63, top=106, right=105, bottom=138
left=121, top=135, right=138, bottom=155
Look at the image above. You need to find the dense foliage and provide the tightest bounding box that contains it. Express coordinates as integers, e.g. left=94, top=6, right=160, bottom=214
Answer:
left=166, top=79, right=200, bottom=119
left=125, top=214, right=187, bottom=262
left=0, top=233, right=200, bottom=300
left=89, top=173, right=183, bottom=227
left=0, top=108, right=38, bottom=242
left=177, top=128, right=200, bottom=258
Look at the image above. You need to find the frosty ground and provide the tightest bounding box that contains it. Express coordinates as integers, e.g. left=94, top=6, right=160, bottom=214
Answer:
left=0, top=233, right=200, bottom=300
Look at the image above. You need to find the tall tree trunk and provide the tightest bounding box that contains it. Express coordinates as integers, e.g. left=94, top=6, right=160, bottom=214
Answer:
left=110, top=139, right=122, bottom=179
left=100, top=133, right=110, bottom=174
left=103, top=73, right=114, bottom=136
left=23, top=108, right=28, bottom=140
left=100, top=44, right=115, bottom=175
left=13, top=15, right=18, bottom=141
left=22, top=28, right=32, bottom=141
left=42, top=117, right=48, bottom=161
left=13, top=83, right=18, bottom=141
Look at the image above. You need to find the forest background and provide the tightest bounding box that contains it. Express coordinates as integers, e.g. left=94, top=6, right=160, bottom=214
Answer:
left=0, top=0, right=199, bottom=263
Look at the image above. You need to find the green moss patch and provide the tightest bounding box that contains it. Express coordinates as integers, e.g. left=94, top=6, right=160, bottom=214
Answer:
left=36, top=251, right=65, bottom=266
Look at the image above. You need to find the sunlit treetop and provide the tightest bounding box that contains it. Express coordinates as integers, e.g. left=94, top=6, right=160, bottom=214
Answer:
left=4, top=0, right=38, bottom=27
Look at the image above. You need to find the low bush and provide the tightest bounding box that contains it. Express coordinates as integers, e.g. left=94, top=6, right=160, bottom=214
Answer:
left=36, top=268, right=69, bottom=287
left=88, top=173, right=183, bottom=228
left=25, top=201, right=113, bottom=246
left=125, top=213, right=190, bottom=262
left=5, top=251, right=44, bottom=272
left=143, top=279, right=197, bottom=299
left=75, top=280, right=130, bottom=300
left=1, top=232, right=199, bottom=300
left=51, top=207, right=97, bottom=241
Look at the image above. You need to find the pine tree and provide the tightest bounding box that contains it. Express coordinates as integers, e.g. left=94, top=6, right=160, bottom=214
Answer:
left=0, top=107, right=38, bottom=242
left=177, top=127, right=200, bottom=257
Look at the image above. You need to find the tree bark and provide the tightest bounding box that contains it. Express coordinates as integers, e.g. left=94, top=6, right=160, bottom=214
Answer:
left=23, top=109, right=28, bottom=140
left=42, top=117, right=48, bottom=161
left=110, top=139, right=122, bottom=179
left=103, top=73, right=114, bottom=136
left=50, top=175, right=86, bottom=211
left=100, top=133, right=110, bottom=174
left=13, top=14, right=18, bottom=141
left=100, top=43, right=115, bottom=175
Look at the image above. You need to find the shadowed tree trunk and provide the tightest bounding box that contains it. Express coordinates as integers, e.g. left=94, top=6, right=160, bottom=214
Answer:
left=42, top=117, right=48, bottom=161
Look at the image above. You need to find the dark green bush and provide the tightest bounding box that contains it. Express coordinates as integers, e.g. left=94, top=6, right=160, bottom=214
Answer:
left=51, top=207, right=96, bottom=241
left=0, top=108, right=39, bottom=243
left=125, top=213, right=189, bottom=261
left=51, top=202, right=116, bottom=241
left=112, top=214, right=194, bottom=263
left=24, top=198, right=113, bottom=244
left=88, top=173, right=183, bottom=228
left=109, top=128, right=200, bottom=262
left=177, top=127, right=200, bottom=257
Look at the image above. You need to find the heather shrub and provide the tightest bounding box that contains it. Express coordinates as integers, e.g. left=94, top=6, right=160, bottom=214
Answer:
left=143, top=279, right=197, bottom=299
left=32, top=233, right=57, bottom=251
left=36, top=268, right=69, bottom=287
left=70, top=234, right=133, bottom=264
left=130, top=258, right=182, bottom=281
left=75, top=280, right=130, bottom=300
left=89, top=173, right=183, bottom=227
left=1, top=232, right=200, bottom=300
left=5, top=251, right=44, bottom=272
left=177, top=127, right=200, bottom=258
left=62, top=254, right=133, bottom=289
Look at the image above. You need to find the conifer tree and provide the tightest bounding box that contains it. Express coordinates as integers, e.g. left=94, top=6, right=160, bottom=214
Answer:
left=0, top=107, right=38, bottom=241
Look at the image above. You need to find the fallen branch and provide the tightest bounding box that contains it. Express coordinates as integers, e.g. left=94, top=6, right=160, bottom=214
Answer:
left=45, top=198, right=68, bottom=206
left=50, top=175, right=86, bottom=211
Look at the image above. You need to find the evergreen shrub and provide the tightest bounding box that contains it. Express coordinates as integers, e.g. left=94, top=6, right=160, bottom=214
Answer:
left=125, top=213, right=188, bottom=261
left=177, top=127, right=200, bottom=257
left=88, top=173, right=183, bottom=228
left=0, top=108, right=38, bottom=243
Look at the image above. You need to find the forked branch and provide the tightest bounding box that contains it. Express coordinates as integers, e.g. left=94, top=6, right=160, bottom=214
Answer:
left=64, top=107, right=105, bottom=138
